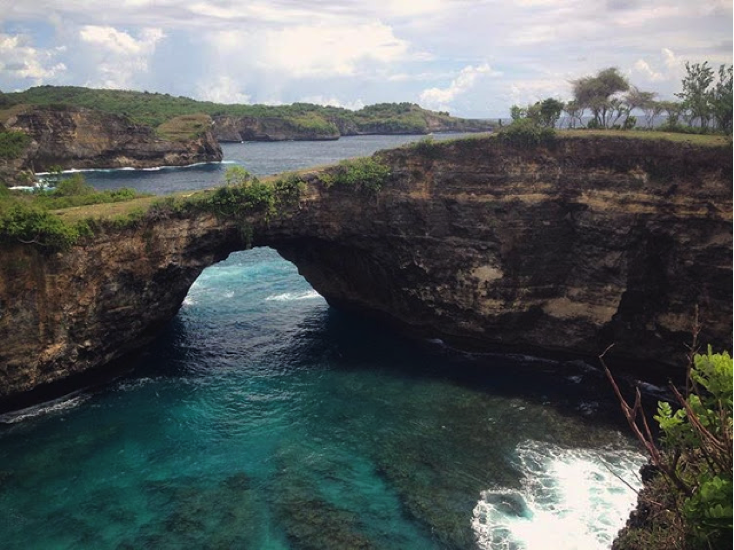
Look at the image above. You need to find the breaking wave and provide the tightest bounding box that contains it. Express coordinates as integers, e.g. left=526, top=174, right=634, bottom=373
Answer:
left=472, top=440, right=645, bottom=550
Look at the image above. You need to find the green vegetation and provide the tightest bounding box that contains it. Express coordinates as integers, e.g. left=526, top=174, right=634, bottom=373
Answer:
left=0, top=173, right=148, bottom=250
left=156, top=114, right=212, bottom=141
left=509, top=62, right=733, bottom=135
left=606, top=345, right=733, bottom=550
left=3, top=87, right=485, bottom=137
left=0, top=130, right=31, bottom=159
left=497, top=118, right=556, bottom=147
left=320, top=157, right=391, bottom=193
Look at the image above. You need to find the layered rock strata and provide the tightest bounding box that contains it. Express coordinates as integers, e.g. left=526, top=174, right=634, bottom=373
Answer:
left=1, top=105, right=222, bottom=173
left=0, top=136, right=730, bottom=402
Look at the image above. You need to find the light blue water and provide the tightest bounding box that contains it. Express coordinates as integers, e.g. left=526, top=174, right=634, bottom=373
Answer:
left=0, top=136, right=646, bottom=549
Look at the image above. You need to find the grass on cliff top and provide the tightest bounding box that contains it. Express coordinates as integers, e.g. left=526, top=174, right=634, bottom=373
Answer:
left=156, top=114, right=212, bottom=141
left=557, top=128, right=729, bottom=146
left=52, top=195, right=161, bottom=223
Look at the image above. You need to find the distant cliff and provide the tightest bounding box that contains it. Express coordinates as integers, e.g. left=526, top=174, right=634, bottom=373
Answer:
left=0, top=105, right=222, bottom=177
left=0, top=135, right=730, bottom=404
left=211, top=109, right=493, bottom=142
left=4, top=86, right=493, bottom=143
left=213, top=115, right=340, bottom=142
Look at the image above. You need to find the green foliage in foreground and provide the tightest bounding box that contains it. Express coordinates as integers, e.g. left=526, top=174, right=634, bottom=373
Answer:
left=0, top=130, right=31, bottom=159
left=611, top=347, right=733, bottom=550
left=654, top=348, right=733, bottom=548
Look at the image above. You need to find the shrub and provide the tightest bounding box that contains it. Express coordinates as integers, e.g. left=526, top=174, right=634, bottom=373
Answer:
left=206, top=179, right=275, bottom=217
left=321, top=157, right=391, bottom=193
left=497, top=118, right=556, bottom=147
left=606, top=344, right=733, bottom=549
left=54, top=173, right=95, bottom=197
left=0, top=202, right=83, bottom=249
left=273, top=173, right=306, bottom=207
left=0, top=130, right=31, bottom=159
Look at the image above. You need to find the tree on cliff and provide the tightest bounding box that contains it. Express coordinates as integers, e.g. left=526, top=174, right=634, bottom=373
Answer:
left=509, top=98, right=565, bottom=128
left=571, top=67, right=630, bottom=128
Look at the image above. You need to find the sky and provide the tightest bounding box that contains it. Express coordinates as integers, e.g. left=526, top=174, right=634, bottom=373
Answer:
left=0, top=0, right=731, bottom=118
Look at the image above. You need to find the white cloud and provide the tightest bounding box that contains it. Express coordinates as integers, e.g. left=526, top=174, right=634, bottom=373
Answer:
left=419, top=63, right=499, bottom=110
left=507, top=78, right=570, bottom=106
left=0, top=33, right=66, bottom=84
left=299, top=95, right=365, bottom=111
left=197, top=75, right=251, bottom=104
left=78, top=25, right=165, bottom=88
left=0, top=0, right=731, bottom=117
left=261, top=22, right=412, bottom=77
left=633, top=59, right=664, bottom=82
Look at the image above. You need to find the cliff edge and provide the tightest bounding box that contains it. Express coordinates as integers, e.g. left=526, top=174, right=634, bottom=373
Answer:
left=0, top=105, right=222, bottom=176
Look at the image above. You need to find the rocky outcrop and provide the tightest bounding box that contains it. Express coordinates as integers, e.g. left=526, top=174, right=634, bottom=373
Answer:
left=213, top=115, right=340, bottom=142
left=1, top=105, right=222, bottom=172
left=0, top=135, right=731, bottom=405
left=213, top=112, right=493, bottom=141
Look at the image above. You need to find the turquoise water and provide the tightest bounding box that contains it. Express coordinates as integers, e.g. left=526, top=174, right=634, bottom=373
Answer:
left=0, top=249, right=644, bottom=549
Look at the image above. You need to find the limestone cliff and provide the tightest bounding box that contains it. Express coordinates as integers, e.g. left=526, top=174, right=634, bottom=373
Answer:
left=213, top=115, right=340, bottom=142
left=0, top=135, right=731, bottom=404
left=1, top=105, right=222, bottom=173
left=212, top=112, right=492, bottom=141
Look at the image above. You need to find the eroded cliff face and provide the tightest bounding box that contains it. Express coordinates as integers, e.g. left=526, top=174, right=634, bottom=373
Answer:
left=213, top=116, right=340, bottom=142
left=0, top=136, right=731, bottom=403
left=1, top=105, right=222, bottom=172
left=272, top=137, right=731, bottom=370
left=212, top=113, right=493, bottom=141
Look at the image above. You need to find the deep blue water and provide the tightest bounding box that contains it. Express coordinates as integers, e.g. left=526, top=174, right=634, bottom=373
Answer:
left=78, top=134, right=476, bottom=195
left=0, top=135, right=645, bottom=549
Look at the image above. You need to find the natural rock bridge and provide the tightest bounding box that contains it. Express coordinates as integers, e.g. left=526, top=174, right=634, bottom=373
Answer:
left=1, top=136, right=731, bottom=404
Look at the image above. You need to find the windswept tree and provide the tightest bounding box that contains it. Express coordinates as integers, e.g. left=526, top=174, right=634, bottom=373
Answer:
left=625, top=87, right=658, bottom=128
left=676, top=62, right=715, bottom=129
left=510, top=105, right=526, bottom=121
left=509, top=98, right=564, bottom=128
left=536, top=98, right=565, bottom=128
left=572, top=67, right=630, bottom=128
left=563, top=100, right=584, bottom=129
left=711, top=64, right=733, bottom=133
left=657, top=100, right=684, bottom=128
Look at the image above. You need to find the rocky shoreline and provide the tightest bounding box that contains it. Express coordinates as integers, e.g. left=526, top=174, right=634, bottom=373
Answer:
left=0, top=105, right=222, bottom=183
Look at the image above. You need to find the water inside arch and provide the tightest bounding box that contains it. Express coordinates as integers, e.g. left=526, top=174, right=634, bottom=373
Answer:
left=0, top=246, right=647, bottom=549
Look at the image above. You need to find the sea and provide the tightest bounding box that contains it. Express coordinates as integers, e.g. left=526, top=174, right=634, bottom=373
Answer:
left=0, top=134, right=647, bottom=550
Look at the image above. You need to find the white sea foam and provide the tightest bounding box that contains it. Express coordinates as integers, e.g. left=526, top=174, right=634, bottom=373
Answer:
left=0, top=394, right=90, bottom=424
left=265, top=290, right=321, bottom=302
left=35, top=160, right=229, bottom=176
left=472, top=440, right=645, bottom=550
left=8, top=185, right=37, bottom=191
